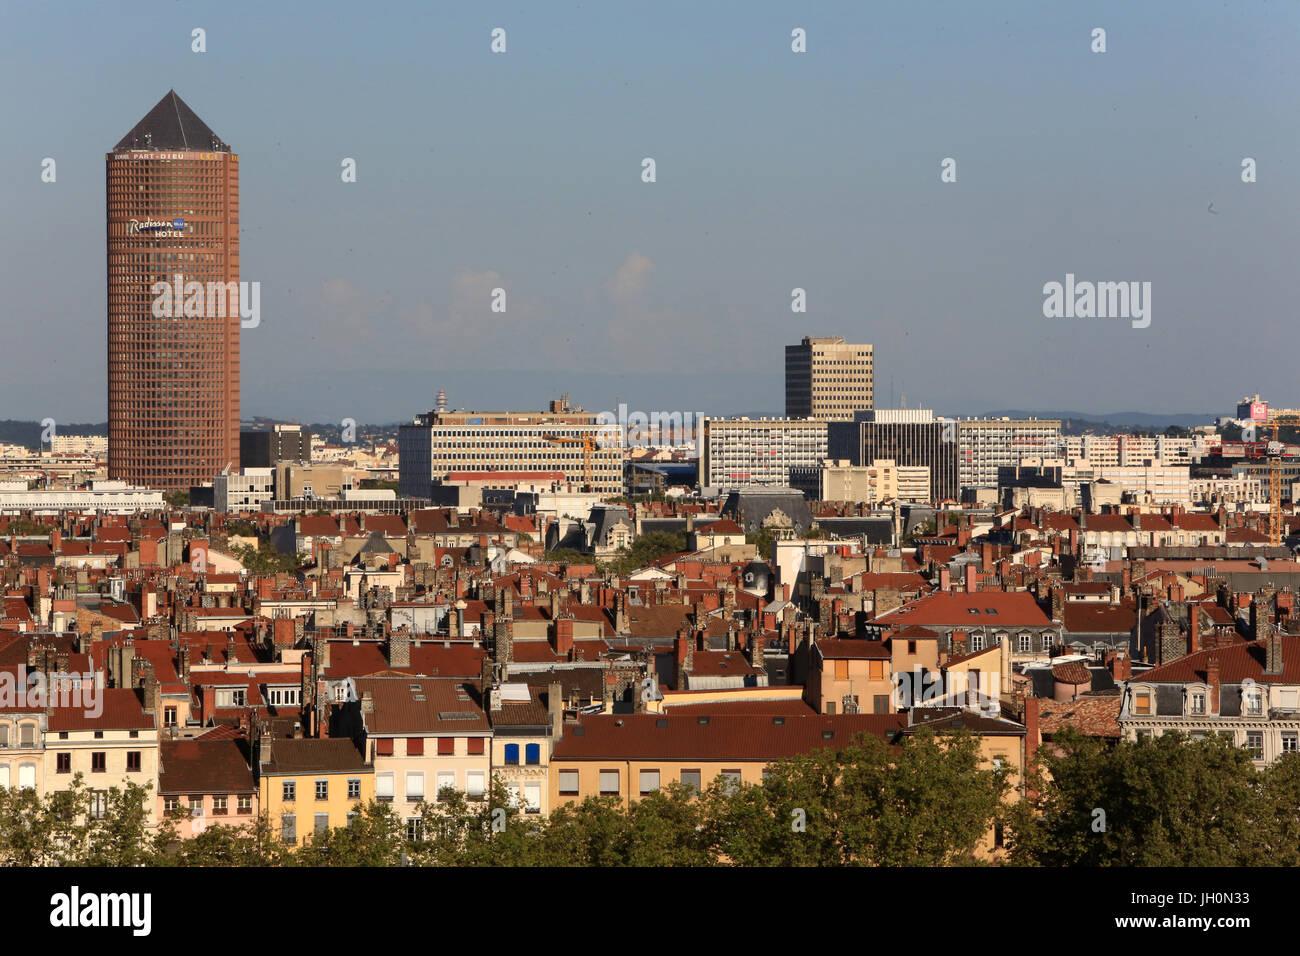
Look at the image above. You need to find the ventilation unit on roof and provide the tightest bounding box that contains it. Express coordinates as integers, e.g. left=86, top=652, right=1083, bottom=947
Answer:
left=772, top=716, right=785, bottom=726
left=697, top=716, right=710, bottom=725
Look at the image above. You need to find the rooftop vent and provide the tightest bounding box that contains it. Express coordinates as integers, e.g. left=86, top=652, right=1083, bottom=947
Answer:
left=772, top=716, right=785, bottom=726
left=697, top=716, right=710, bottom=725
left=656, top=718, right=668, bottom=728
left=821, top=729, right=834, bottom=739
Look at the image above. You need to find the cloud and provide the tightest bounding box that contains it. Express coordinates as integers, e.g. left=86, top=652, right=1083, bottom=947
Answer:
left=604, top=252, right=654, bottom=304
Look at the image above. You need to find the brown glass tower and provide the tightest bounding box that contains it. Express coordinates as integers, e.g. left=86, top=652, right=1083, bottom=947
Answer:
left=107, top=90, right=240, bottom=489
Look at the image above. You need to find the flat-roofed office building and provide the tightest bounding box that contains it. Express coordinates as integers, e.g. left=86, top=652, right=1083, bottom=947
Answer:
left=785, top=337, right=873, bottom=421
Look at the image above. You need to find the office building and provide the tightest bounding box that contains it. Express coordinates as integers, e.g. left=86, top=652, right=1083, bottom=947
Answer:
left=398, top=399, right=623, bottom=498
left=107, top=91, right=240, bottom=489
left=700, top=418, right=828, bottom=490
left=957, top=418, right=1062, bottom=489
left=240, top=425, right=312, bottom=468
left=831, top=410, right=958, bottom=504
left=785, top=337, right=873, bottom=421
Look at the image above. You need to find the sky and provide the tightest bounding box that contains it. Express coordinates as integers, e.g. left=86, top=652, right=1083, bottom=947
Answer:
left=1, top=0, right=1297, bottom=426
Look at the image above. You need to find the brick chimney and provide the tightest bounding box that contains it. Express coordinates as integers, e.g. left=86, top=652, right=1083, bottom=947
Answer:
left=964, top=564, right=976, bottom=594
left=1108, top=650, right=1131, bottom=681
left=553, top=615, right=574, bottom=658
left=981, top=542, right=993, bottom=574
left=939, top=565, right=951, bottom=591
left=389, top=629, right=411, bottom=668
left=1266, top=627, right=1284, bottom=675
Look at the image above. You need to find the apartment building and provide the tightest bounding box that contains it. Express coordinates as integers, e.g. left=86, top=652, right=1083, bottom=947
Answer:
left=957, top=418, right=1062, bottom=490
left=45, top=688, right=160, bottom=825
left=256, top=735, right=372, bottom=846
left=549, top=713, right=907, bottom=808
left=789, top=458, right=930, bottom=503
left=785, top=336, right=874, bottom=421
left=700, top=418, right=828, bottom=489
left=352, top=677, right=492, bottom=840
left=158, top=736, right=258, bottom=836
left=399, top=401, right=623, bottom=498
left=488, top=681, right=560, bottom=817
left=1062, top=435, right=1198, bottom=468
left=1119, top=632, right=1300, bottom=766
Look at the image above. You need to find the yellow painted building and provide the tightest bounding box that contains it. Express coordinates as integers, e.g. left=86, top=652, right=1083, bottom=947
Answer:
left=255, top=735, right=372, bottom=846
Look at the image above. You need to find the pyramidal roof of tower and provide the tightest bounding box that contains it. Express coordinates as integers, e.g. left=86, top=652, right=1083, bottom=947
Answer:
left=113, top=90, right=230, bottom=152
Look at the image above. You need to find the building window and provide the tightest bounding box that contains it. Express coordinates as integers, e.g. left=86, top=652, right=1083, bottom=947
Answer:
left=281, top=814, right=296, bottom=845
left=282, top=781, right=296, bottom=802
left=315, top=779, right=328, bottom=801
left=467, top=737, right=485, bottom=755
left=524, top=783, right=542, bottom=813
left=1018, top=634, right=1032, bottom=653
left=213, top=795, right=228, bottom=815
left=437, top=737, right=455, bottom=756
left=1246, top=731, right=1264, bottom=759
left=525, top=743, right=541, bottom=766
left=639, top=770, right=660, bottom=795
left=719, top=770, right=742, bottom=794
left=461, top=771, right=484, bottom=800
left=406, top=737, right=424, bottom=756
left=91, top=752, right=106, bottom=773
left=90, top=791, right=107, bottom=820
left=504, top=743, right=520, bottom=765
left=1190, top=692, right=1206, bottom=715
left=1133, top=691, right=1151, bottom=715
left=1283, top=732, right=1299, bottom=753
left=436, top=771, right=455, bottom=800
left=56, top=752, right=71, bottom=774
left=165, top=707, right=178, bottom=727
left=558, top=770, right=579, bottom=796
left=376, top=773, right=394, bottom=802
left=127, top=751, right=141, bottom=773
left=347, top=778, right=361, bottom=799
left=164, top=795, right=180, bottom=814
left=20, top=724, right=37, bottom=748
left=406, top=772, right=424, bottom=801
left=1246, top=690, right=1264, bottom=716
left=237, top=794, right=253, bottom=814
left=598, top=770, right=620, bottom=795
left=834, top=659, right=849, bottom=680
left=314, top=813, right=329, bottom=835
left=970, top=634, right=985, bottom=652
left=375, top=738, right=394, bottom=757
left=407, top=817, right=424, bottom=842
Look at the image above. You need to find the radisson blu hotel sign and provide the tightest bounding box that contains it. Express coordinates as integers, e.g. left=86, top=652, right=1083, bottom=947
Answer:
left=126, top=217, right=186, bottom=238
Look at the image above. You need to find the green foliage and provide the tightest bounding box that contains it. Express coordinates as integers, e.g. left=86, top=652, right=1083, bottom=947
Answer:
left=543, top=547, right=591, bottom=565
left=598, top=531, right=688, bottom=576
left=1009, top=729, right=1277, bottom=867
left=2, top=518, right=55, bottom=536
left=229, top=541, right=307, bottom=575
left=164, top=490, right=190, bottom=508
left=0, top=774, right=165, bottom=866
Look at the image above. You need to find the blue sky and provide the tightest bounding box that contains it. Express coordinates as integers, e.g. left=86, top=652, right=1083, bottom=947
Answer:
left=1, top=0, right=1297, bottom=424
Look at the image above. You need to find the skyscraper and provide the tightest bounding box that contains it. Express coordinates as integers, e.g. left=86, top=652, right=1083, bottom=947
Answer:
left=107, top=91, right=240, bottom=489
left=784, top=336, right=874, bottom=421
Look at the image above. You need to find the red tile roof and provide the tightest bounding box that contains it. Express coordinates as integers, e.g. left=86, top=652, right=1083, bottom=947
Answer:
left=553, top=713, right=908, bottom=762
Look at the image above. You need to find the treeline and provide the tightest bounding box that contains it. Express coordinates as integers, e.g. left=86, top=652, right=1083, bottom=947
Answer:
left=8, top=729, right=1300, bottom=866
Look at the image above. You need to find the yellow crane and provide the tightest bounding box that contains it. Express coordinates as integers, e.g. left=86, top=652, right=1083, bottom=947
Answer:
left=542, top=433, right=597, bottom=492
left=1255, top=414, right=1300, bottom=546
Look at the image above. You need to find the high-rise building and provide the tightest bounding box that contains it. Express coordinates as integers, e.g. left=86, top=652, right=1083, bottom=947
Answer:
left=107, top=91, right=240, bottom=489
left=831, top=410, right=959, bottom=504
left=784, top=336, right=874, bottom=421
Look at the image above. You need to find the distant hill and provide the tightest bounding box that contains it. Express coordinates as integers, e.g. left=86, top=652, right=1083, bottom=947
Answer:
left=982, top=410, right=1214, bottom=434
left=0, top=420, right=107, bottom=448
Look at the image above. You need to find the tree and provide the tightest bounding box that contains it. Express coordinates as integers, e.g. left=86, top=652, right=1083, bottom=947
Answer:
left=296, top=801, right=405, bottom=866
left=1010, top=729, right=1270, bottom=866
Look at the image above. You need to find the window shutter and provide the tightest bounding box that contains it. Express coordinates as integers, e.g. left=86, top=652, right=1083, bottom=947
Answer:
left=375, top=738, right=394, bottom=756
left=525, top=743, right=540, bottom=765
left=406, top=737, right=423, bottom=756
left=505, top=744, right=520, bottom=765
left=437, top=737, right=455, bottom=756
left=467, top=736, right=485, bottom=755
left=558, top=770, right=579, bottom=794
left=376, top=773, right=394, bottom=798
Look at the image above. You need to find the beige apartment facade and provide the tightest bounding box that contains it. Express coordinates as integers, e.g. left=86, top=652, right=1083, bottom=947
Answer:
left=785, top=336, right=874, bottom=421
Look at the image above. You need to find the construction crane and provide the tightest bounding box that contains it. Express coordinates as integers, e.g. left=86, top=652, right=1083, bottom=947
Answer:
left=1250, top=414, right=1300, bottom=546
left=542, top=433, right=597, bottom=492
